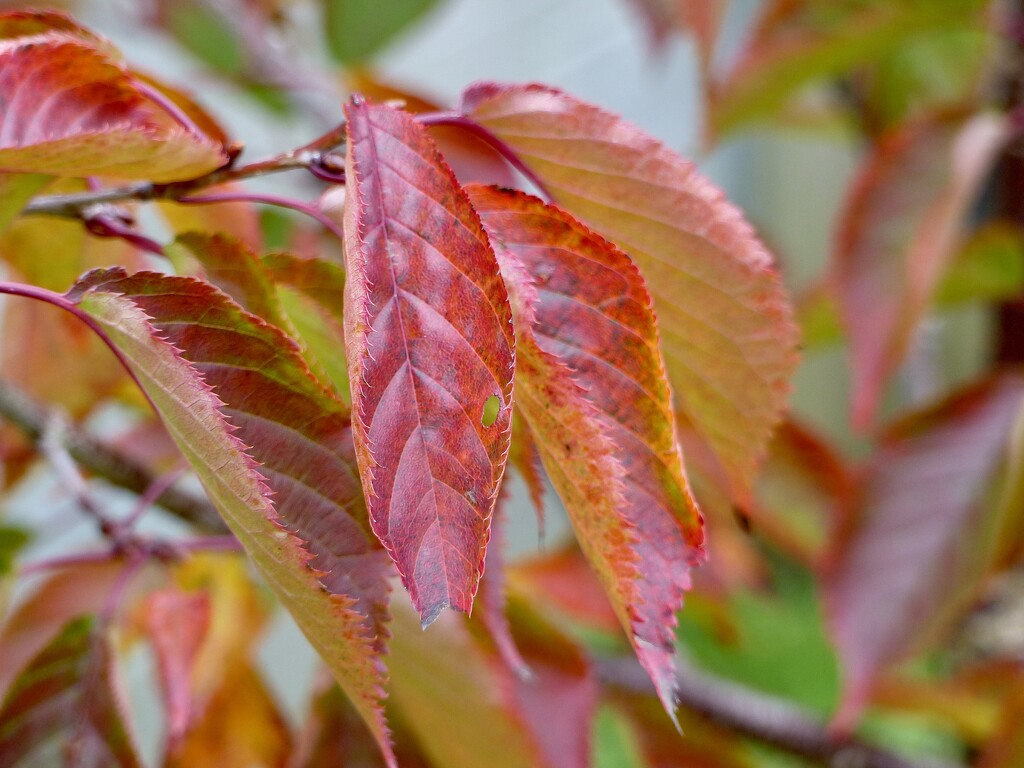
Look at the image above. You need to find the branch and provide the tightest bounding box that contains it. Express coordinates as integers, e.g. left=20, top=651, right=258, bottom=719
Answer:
left=21, top=126, right=348, bottom=220
left=0, top=378, right=225, bottom=533
left=595, top=657, right=965, bottom=768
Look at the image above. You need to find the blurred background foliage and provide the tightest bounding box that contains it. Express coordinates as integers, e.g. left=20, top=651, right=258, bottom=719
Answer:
left=2, top=1, right=1024, bottom=767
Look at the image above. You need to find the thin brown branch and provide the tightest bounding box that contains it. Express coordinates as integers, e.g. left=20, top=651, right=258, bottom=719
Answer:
left=0, top=378, right=225, bottom=533
left=596, top=656, right=966, bottom=768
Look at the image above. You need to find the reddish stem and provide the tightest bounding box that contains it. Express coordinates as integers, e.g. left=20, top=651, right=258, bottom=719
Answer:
left=0, top=282, right=156, bottom=416
left=19, top=550, right=120, bottom=576
left=85, top=213, right=166, bottom=257
left=178, top=190, right=345, bottom=241
left=120, top=463, right=189, bottom=531
left=132, top=78, right=205, bottom=138
left=416, top=111, right=554, bottom=200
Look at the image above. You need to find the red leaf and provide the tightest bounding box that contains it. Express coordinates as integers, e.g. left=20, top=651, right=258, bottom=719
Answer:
left=470, top=184, right=703, bottom=717
left=342, top=97, right=515, bottom=624
left=499, top=599, right=598, bottom=768
left=142, top=589, right=210, bottom=746
left=833, top=112, right=1011, bottom=429
left=462, top=82, right=799, bottom=503
left=475, top=495, right=530, bottom=678
left=0, top=19, right=225, bottom=181
left=825, top=374, right=1024, bottom=729
left=510, top=546, right=621, bottom=635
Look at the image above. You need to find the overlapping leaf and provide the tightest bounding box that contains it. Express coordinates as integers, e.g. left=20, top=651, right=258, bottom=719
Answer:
left=342, top=97, right=515, bottom=624
left=825, top=375, right=1024, bottom=728
left=462, top=82, right=799, bottom=502
left=833, top=111, right=1011, bottom=428
left=169, top=232, right=351, bottom=399
left=263, top=250, right=351, bottom=400
left=141, top=588, right=211, bottom=746
left=65, top=269, right=395, bottom=765
left=0, top=13, right=225, bottom=181
left=0, top=561, right=128, bottom=702
left=0, top=617, right=141, bottom=767
left=469, top=184, right=704, bottom=715
left=169, top=232, right=289, bottom=330
left=387, top=593, right=593, bottom=768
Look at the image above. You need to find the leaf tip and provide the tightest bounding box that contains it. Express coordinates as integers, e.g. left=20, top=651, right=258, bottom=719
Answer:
left=418, top=599, right=451, bottom=630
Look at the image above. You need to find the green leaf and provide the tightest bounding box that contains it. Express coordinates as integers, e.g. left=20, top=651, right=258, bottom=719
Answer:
left=325, top=0, right=441, bottom=63
left=0, top=617, right=141, bottom=767
left=711, top=0, right=990, bottom=136
left=678, top=581, right=840, bottom=715
left=0, top=174, right=48, bottom=235
left=0, top=526, right=29, bottom=577
left=166, top=4, right=244, bottom=75
left=387, top=597, right=547, bottom=768
left=67, top=269, right=396, bottom=767
left=263, top=251, right=350, bottom=402
left=936, top=223, right=1024, bottom=306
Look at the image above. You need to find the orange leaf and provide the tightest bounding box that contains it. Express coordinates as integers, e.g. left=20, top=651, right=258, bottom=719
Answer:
left=462, top=83, right=799, bottom=503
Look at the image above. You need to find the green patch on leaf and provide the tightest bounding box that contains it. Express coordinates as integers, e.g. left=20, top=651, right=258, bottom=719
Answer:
left=0, top=526, right=30, bottom=576
left=937, top=224, right=1024, bottom=305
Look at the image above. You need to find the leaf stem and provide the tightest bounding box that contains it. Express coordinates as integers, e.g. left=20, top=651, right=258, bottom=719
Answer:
left=177, top=190, right=345, bottom=241
left=0, top=281, right=154, bottom=413
left=132, top=77, right=206, bottom=138
left=416, top=111, right=554, bottom=200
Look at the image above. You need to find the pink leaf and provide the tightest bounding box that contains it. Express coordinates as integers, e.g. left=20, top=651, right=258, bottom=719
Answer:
left=833, top=111, right=1012, bottom=428
left=825, top=374, right=1024, bottom=728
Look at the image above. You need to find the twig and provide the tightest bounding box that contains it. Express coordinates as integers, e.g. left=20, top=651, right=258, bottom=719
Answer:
left=595, top=656, right=965, bottom=768
left=0, top=379, right=224, bottom=532
left=41, top=412, right=121, bottom=539
left=22, top=126, right=347, bottom=220
left=416, top=111, right=554, bottom=200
